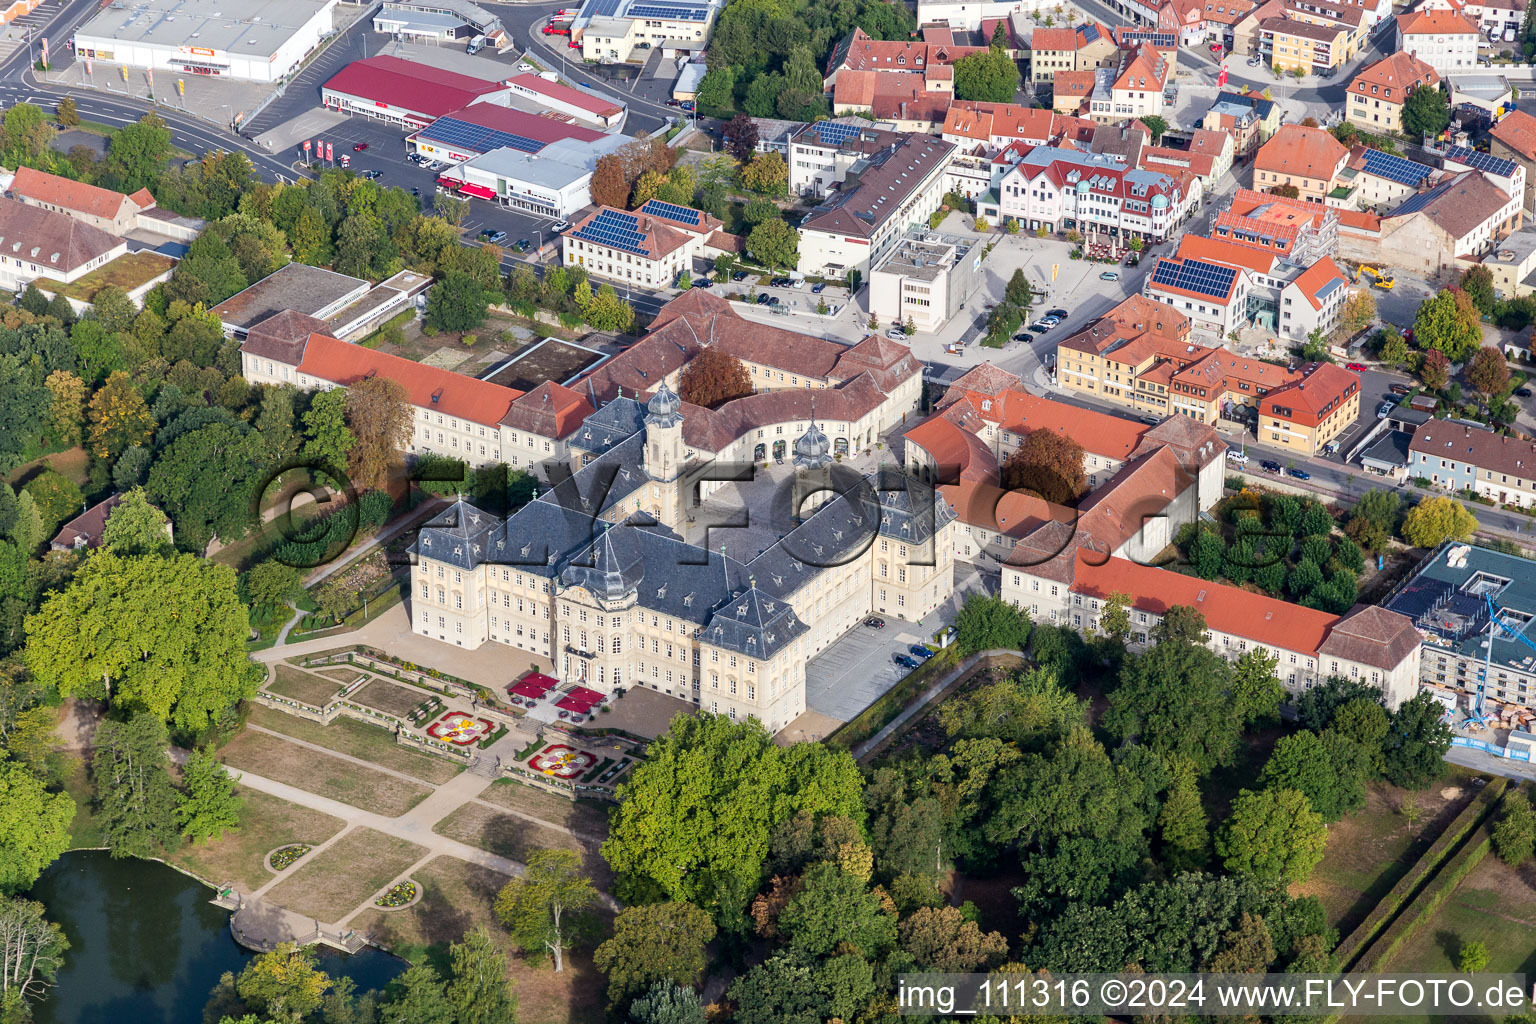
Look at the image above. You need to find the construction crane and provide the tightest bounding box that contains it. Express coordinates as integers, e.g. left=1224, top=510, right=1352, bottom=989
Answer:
left=1477, top=592, right=1536, bottom=726
left=1355, top=265, right=1396, bottom=290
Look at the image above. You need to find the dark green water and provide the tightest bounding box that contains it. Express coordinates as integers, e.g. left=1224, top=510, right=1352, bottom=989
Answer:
left=28, top=850, right=404, bottom=1024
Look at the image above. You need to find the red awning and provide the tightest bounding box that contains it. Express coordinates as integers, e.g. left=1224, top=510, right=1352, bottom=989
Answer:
left=555, top=694, right=590, bottom=712
left=436, top=176, right=464, bottom=188
left=459, top=182, right=496, bottom=200
left=508, top=672, right=558, bottom=697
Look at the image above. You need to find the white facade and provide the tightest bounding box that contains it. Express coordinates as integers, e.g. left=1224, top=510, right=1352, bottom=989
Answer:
left=73, top=0, right=337, bottom=81
left=914, top=0, right=1050, bottom=29
left=0, top=238, right=128, bottom=292
left=980, top=157, right=1186, bottom=241
left=1144, top=264, right=1252, bottom=335
left=1397, top=23, right=1480, bottom=74
left=796, top=144, right=954, bottom=279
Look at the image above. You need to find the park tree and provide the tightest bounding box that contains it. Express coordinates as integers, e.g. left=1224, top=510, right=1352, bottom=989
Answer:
left=426, top=272, right=491, bottom=333
left=92, top=713, right=183, bottom=859
left=176, top=746, right=242, bottom=845
left=1461, top=264, right=1498, bottom=315
left=43, top=369, right=86, bottom=448
left=724, top=114, right=759, bottom=161
left=1460, top=939, right=1491, bottom=974
left=953, top=49, right=1020, bottom=102
left=777, top=861, right=896, bottom=958
left=244, top=560, right=303, bottom=612
left=1153, top=603, right=1209, bottom=645
left=301, top=388, right=355, bottom=471
left=0, top=897, right=67, bottom=1018
left=235, top=942, right=331, bottom=1020
left=953, top=593, right=1033, bottom=655
left=102, top=489, right=172, bottom=557
left=494, top=848, right=599, bottom=972
left=1158, top=763, right=1210, bottom=871
left=1383, top=691, right=1454, bottom=789
left=21, top=471, right=82, bottom=540
left=746, top=217, right=798, bottom=268
left=739, top=151, right=788, bottom=194
left=145, top=422, right=268, bottom=552
left=1232, top=648, right=1286, bottom=727
left=1106, top=639, right=1242, bottom=776
left=1494, top=789, right=1536, bottom=866
left=102, top=112, right=173, bottom=193
left=446, top=927, right=518, bottom=1024
left=582, top=284, right=637, bottom=333
left=1259, top=729, right=1369, bottom=821
left=1217, top=787, right=1328, bottom=884
left=899, top=905, right=1008, bottom=972
left=87, top=370, right=155, bottom=459
left=1208, top=912, right=1276, bottom=974
left=939, top=668, right=1083, bottom=748
left=603, top=714, right=863, bottom=927
left=0, top=761, right=71, bottom=892
left=1001, top=427, right=1087, bottom=503
left=696, top=66, right=738, bottom=118
left=0, top=356, right=49, bottom=475
left=1468, top=346, right=1512, bottom=400
left=8, top=494, right=41, bottom=559
left=1402, top=82, right=1451, bottom=138
left=27, top=550, right=255, bottom=733
left=1413, top=288, right=1482, bottom=364
left=1341, top=289, right=1377, bottom=335
left=628, top=981, right=706, bottom=1024
left=345, top=375, right=413, bottom=491
left=1401, top=496, right=1478, bottom=548
left=678, top=348, right=753, bottom=409
left=594, top=902, right=717, bottom=1012
left=1331, top=697, right=1391, bottom=772
left=379, top=963, right=454, bottom=1024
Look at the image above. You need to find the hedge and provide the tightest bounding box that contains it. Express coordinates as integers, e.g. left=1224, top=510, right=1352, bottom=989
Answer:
left=1333, top=777, right=1506, bottom=970
left=824, top=648, right=957, bottom=751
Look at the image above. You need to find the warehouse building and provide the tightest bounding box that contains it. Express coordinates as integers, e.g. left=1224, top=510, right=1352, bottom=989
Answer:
left=72, top=0, right=338, bottom=82
left=322, top=55, right=510, bottom=127
left=407, top=102, right=606, bottom=164
left=507, top=73, right=624, bottom=128
left=373, top=0, right=507, bottom=46
left=446, top=135, right=631, bottom=217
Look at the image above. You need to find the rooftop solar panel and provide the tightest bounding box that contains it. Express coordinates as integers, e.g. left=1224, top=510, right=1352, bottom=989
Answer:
left=1360, top=148, right=1432, bottom=186
left=572, top=209, right=651, bottom=256
left=1393, top=178, right=1453, bottom=217
left=1444, top=144, right=1518, bottom=178
left=420, top=116, right=548, bottom=155
left=809, top=120, right=862, bottom=147
left=1150, top=257, right=1237, bottom=299
left=628, top=3, right=710, bottom=18
left=640, top=199, right=702, bottom=225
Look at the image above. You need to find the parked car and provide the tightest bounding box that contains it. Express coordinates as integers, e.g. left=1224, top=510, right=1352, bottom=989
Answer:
left=1045, top=308, right=1068, bottom=319
left=1209, top=42, right=1223, bottom=52
left=1346, top=362, right=1367, bottom=372
left=1289, top=468, right=1311, bottom=480
left=410, top=186, right=420, bottom=196
left=1377, top=401, right=1395, bottom=417
left=864, top=616, right=886, bottom=628
left=811, top=282, right=825, bottom=293
left=360, top=168, right=381, bottom=180
left=756, top=293, right=772, bottom=305
left=1029, top=320, right=1053, bottom=332
left=1518, top=388, right=1534, bottom=398
left=480, top=229, right=507, bottom=244
left=1014, top=332, right=1035, bottom=343
left=894, top=654, right=921, bottom=670
left=352, top=141, right=369, bottom=152
left=1099, top=270, right=1120, bottom=281
left=1226, top=449, right=1250, bottom=464
left=551, top=219, right=570, bottom=232
left=909, top=644, right=934, bottom=660
left=666, top=99, right=681, bottom=107
left=517, top=238, right=532, bottom=251
left=1390, top=383, right=1412, bottom=395
left=733, top=270, right=749, bottom=281
left=790, top=279, right=804, bottom=289
left=692, top=278, right=712, bottom=288
left=887, top=327, right=906, bottom=339
left=1260, top=459, right=1281, bottom=473
left=1247, top=54, right=1263, bottom=66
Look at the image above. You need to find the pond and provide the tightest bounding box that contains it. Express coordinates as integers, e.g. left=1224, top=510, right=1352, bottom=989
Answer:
left=28, top=850, right=404, bottom=1024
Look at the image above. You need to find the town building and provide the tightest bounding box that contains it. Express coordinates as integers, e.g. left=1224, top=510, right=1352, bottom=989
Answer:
left=1395, top=7, right=1482, bottom=74
left=404, top=102, right=607, bottom=166
left=0, top=196, right=128, bottom=293
left=507, top=73, right=624, bottom=128
left=1337, top=169, right=1522, bottom=276
left=562, top=200, right=735, bottom=289
left=573, top=0, right=727, bottom=63
left=1085, top=44, right=1171, bottom=123
left=1331, top=146, right=1438, bottom=209
left=1477, top=224, right=1536, bottom=297
left=787, top=119, right=907, bottom=199
left=1440, top=145, right=1526, bottom=202
left=830, top=72, right=953, bottom=132
left=51, top=493, right=172, bottom=552
left=916, top=0, right=1054, bottom=30
left=1214, top=188, right=1341, bottom=263
left=1278, top=255, right=1351, bottom=341
left=1254, top=123, right=1349, bottom=199
left=1385, top=543, right=1536, bottom=712
left=1490, top=109, right=1536, bottom=213
left=72, top=0, right=337, bottom=81
left=322, top=56, right=510, bottom=128
left=940, top=101, right=1064, bottom=149
left=1420, top=0, right=1527, bottom=38
left=373, top=0, right=508, bottom=47
left=324, top=270, right=434, bottom=342
left=1346, top=51, right=1440, bottom=132
left=212, top=263, right=371, bottom=340
left=1137, top=127, right=1234, bottom=192
left=1408, top=419, right=1536, bottom=506
left=1260, top=15, right=1352, bottom=72
left=1200, top=90, right=1281, bottom=161
left=1257, top=360, right=1360, bottom=453
left=797, top=135, right=955, bottom=280
left=978, top=144, right=1188, bottom=244
left=868, top=230, right=984, bottom=332
left=1142, top=251, right=1252, bottom=334
left=446, top=135, right=631, bottom=218
left=1028, top=21, right=1118, bottom=81
left=9, top=167, right=200, bottom=241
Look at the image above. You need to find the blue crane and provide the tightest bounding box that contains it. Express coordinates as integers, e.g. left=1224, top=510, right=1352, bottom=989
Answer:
left=1476, top=593, right=1536, bottom=725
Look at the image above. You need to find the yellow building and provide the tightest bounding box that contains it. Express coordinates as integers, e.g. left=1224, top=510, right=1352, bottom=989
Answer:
left=1258, top=361, right=1361, bottom=454
left=1261, top=16, right=1350, bottom=72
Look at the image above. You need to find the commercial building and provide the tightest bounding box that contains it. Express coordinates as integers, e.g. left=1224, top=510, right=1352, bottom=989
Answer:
left=448, top=135, right=630, bottom=218
left=325, top=270, right=434, bottom=341
left=507, top=73, right=623, bottom=128
left=978, top=145, right=1188, bottom=243
left=1085, top=44, right=1171, bottom=122
left=1385, top=543, right=1536, bottom=712
left=868, top=230, right=984, bottom=332
left=1395, top=7, right=1482, bottom=74
left=787, top=120, right=906, bottom=199
left=373, top=0, right=508, bottom=47
left=1142, top=252, right=1252, bottom=335
left=572, top=0, right=727, bottom=63
left=408, top=102, right=605, bottom=165
left=0, top=197, right=128, bottom=292
left=322, top=56, right=510, bottom=128
left=1257, top=360, right=1360, bottom=454
left=797, top=135, right=955, bottom=280
left=1028, top=21, right=1118, bottom=81
left=212, top=263, right=370, bottom=339
left=72, top=0, right=337, bottom=82
left=1254, top=123, right=1348, bottom=200
left=1346, top=51, right=1440, bottom=133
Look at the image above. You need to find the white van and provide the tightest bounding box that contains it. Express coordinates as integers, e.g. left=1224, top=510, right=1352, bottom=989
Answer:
left=466, top=34, right=486, bottom=54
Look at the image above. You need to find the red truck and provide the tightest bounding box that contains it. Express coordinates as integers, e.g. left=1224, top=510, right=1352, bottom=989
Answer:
left=544, top=17, right=573, bottom=35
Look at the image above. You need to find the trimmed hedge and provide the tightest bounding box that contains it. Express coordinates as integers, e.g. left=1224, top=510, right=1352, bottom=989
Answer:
left=1333, top=778, right=1506, bottom=970
left=1354, top=821, right=1495, bottom=974
left=824, top=648, right=958, bottom=752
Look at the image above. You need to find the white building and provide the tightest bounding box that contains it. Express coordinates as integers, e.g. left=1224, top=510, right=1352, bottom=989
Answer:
left=868, top=231, right=984, bottom=332
left=72, top=0, right=337, bottom=81
left=914, top=0, right=1051, bottom=30
left=1143, top=253, right=1252, bottom=335
left=1396, top=7, right=1482, bottom=74
left=1278, top=256, right=1351, bottom=341
left=573, top=0, right=726, bottom=62
left=977, top=145, right=1187, bottom=243
left=507, top=73, right=624, bottom=129
left=787, top=119, right=907, bottom=199
left=0, top=196, right=127, bottom=292
left=562, top=200, right=731, bottom=289
left=452, top=136, right=630, bottom=218
left=797, top=135, right=955, bottom=280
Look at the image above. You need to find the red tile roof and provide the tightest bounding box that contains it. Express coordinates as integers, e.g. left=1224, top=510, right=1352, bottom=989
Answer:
left=1260, top=361, right=1358, bottom=426
left=1175, top=233, right=1278, bottom=275
left=1288, top=256, right=1349, bottom=310
left=500, top=381, right=593, bottom=439
left=1255, top=123, right=1347, bottom=181
left=12, top=166, right=143, bottom=221
left=295, top=333, right=522, bottom=425
left=1349, top=51, right=1439, bottom=101
left=1397, top=7, right=1480, bottom=33
left=1492, top=109, right=1536, bottom=160
left=324, top=56, right=505, bottom=120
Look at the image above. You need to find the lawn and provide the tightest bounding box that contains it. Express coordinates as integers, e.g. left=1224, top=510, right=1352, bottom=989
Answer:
left=434, top=803, right=611, bottom=889
left=476, top=779, right=610, bottom=839
left=264, top=827, right=425, bottom=923
left=264, top=665, right=344, bottom=707
left=63, top=760, right=101, bottom=850
left=246, top=704, right=462, bottom=784
left=171, top=789, right=347, bottom=891
left=1388, top=852, right=1536, bottom=977
left=218, top=730, right=433, bottom=816
left=317, top=668, right=366, bottom=685
left=1296, top=776, right=1480, bottom=936
left=349, top=855, right=607, bottom=1024
left=351, top=678, right=436, bottom=719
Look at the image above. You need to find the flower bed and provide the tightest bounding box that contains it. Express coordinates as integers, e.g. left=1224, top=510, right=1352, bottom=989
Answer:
left=375, top=880, right=417, bottom=908
left=269, top=844, right=311, bottom=872
left=529, top=743, right=598, bottom=779
left=425, top=711, right=497, bottom=746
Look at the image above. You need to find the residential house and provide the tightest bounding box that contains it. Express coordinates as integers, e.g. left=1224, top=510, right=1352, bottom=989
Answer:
left=1254, top=123, right=1348, bottom=199
left=1489, top=108, right=1536, bottom=212
left=1346, top=51, right=1440, bottom=132
left=1278, top=256, right=1352, bottom=341
left=562, top=202, right=729, bottom=289
left=1086, top=44, right=1171, bottom=123
left=1257, top=360, right=1361, bottom=454
left=1028, top=21, right=1118, bottom=81
left=1201, top=90, right=1281, bottom=160
left=1396, top=7, right=1482, bottom=74
left=1408, top=420, right=1536, bottom=506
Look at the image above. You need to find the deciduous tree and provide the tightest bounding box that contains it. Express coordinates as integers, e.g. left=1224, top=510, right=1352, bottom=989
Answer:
left=102, top=488, right=172, bottom=557
left=425, top=272, right=491, bottom=333
left=724, top=114, right=759, bottom=161
left=301, top=388, right=354, bottom=472
left=582, top=284, right=637, bottom=333
left=1494, top=789, right=1536, bottom=866
left=446, top=927, right=518, bottom=1024
left=1001, top=427, right=1087, bottom=503
left=953, top=593, right=1033, bottom=655
left=1402, top=82, right=1451, bottom=138
left=177, top=746, right=242, bottom=844
left=1158, top=763, right=1210, bottom=871
left=953, top=49, right=1020, bottom=102
left=43, top=370, right=85, bottom=448
left=1401, top=495, right=1477, bottom=548
left=1468, top=346, right=1512, bottom=400
left=0, top=761, right=70, bottom=892
left=494, top=848, right=598, bottom=972
left=628, top=981, right=706, bottom=1024
left=746, top=217, right=798, bottom=268
left=899, top=905, right=1008, bottom=972
left=739, top=151, right=788, bottom=194
left=1414, top=288, right=1481, bottom=364
left=1259, top=729, right=1368, bottom=821
left=0, top=897, right=67, bottom=1017
left=145, top=422, right=267, bottom=551
left=678, top=348, right=753, bottom=408
left=1341, top=289, right=1377, bottom=334
left=235, top=942, right=331, bottom=1020
left=345, top=375, right=412, bottom=491
left=1383, top=691, right=1453, bottom=789
left=1217, top=787, right=1328, bottom=883
left=87, top=370, right=154, bottom=459
left=594, top=902, right=716, bottom=1011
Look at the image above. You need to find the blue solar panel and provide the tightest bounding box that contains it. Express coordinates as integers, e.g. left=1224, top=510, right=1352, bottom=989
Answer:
left=1360, top=148, right=1432, bottom=186
left=421, top=116, right=547, bottom=155
left=1394, top=178, right=1454, bottom=217
left=640, top=199, right=702, bottom=225
left=1151, top=257, right=1237, bottom=299
left=1444, top=145, right=1518, bottom=178
left=809, top=120, right=862, bottom=146
left=573, top=209, right=651, bottom=255
left=628, top=3, right=709, bottom=18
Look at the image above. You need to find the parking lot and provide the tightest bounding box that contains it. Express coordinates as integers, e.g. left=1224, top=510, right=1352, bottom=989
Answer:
left=803, top=611, right=947, bottom=722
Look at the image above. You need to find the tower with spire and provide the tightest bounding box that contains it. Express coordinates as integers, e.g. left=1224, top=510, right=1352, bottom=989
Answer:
left=791, top=405, right=838, bottom=518
left=642, top=380, right=688, bottom=531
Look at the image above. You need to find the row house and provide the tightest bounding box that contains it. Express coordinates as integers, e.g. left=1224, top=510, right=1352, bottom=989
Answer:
left=1408, top=420, right=1536, bottom=507
left=977, top=145, right=1188, bottom=242
left=1027, top=21, right=1117, bottom=81
left=1086, top=44, right=1171, bottom=123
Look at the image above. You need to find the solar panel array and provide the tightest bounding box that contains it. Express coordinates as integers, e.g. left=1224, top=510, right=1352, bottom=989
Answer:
left=573, top=209, right=650, bottom=255
left=809, top=120, right=863, bottom=147
left=641, top=199, right=701, bottom=225
left=1360, top=148, right=1432, bottom=186
left=628, top=3, right=710, bottom=18
left=1444, top=145, right=1518, bottom=178
left=422, top=116, right=547, bottom=155
left=1394, top=179, right=1453, bottom=218
left=1150, top=257, right=1237, bottom=299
